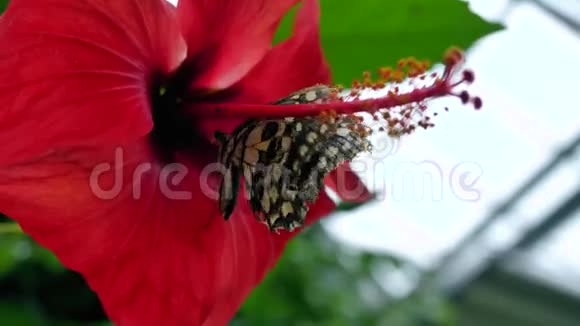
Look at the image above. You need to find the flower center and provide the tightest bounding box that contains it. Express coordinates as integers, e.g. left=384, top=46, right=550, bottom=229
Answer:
left=148, top=60, right=216, bottom=162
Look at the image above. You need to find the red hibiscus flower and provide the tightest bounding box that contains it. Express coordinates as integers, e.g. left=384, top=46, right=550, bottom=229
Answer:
left=0, top=0, right=478, bottom=325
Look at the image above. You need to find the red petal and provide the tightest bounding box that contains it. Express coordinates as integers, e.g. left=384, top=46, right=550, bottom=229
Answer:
left=230, top=0, right=331, bottom=104
left=0, top=144, right=336, bottom=325
left=325, top=163, right=373, bottom=203
left=177, top=0, right=300, bottom=90
left=202, top=190, right=336, bottom=325
left=193, top=0, right=330, bottom=148
left=0, top=0, right=185, bottom=165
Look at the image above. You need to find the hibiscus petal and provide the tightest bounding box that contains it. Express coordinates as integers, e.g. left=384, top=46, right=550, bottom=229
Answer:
left=191, top=0, right=329, bottom=144
left=0, top=0, right=185, bottom=165
left=228, top=0, right=330, bottom=104
left=201, top=189, right=336, bottom=326
left=0, top=144, right=336, bottom=325
left=177, top=0, right=300, bottom=90
left=325, top=163, right=373, bottom=203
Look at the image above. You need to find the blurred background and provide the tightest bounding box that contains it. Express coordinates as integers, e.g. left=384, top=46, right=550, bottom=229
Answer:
left=1, top=0, right=579, bottom=325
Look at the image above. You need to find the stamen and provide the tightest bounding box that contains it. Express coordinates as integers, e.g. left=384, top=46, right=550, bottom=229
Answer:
left=193, top=47, right=481, bottom=136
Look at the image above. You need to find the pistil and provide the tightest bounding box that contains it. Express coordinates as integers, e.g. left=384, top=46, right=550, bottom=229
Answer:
left=192, top=48, right=482, bottom=127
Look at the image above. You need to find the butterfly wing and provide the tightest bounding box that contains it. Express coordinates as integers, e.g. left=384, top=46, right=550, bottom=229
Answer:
left=239, top=117, right=370, bottom=232
left=216, top=85, right=370, bottom=232
left=216, top=121, right=256, bottom=220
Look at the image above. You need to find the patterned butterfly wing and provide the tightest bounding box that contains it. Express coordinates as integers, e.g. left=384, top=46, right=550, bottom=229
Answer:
left=256, top=117, right=370, bottom=231
left=216, top=85, right=371, bottom=232
left=216, top=121, right=256, bottom=220
left=216, top=119, right=292, bottom=221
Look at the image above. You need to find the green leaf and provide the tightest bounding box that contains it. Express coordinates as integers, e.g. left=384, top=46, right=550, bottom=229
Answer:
left=334, top=195, right=376, bottom=211
left=0, top=0, right=8, bottom=14
left=275, top=0, right=503, bottom=85
left=0, top=302, right=44, bottom=325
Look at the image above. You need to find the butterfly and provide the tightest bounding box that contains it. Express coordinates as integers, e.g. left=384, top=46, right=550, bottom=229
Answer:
left=215, top=85, right=371, bottom=232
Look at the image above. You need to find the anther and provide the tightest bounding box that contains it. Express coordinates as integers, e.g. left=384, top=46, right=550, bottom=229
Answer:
left=462, top=70, right=475, bottom=84
left=459, top=91, right=470, bottom=104
left=472, top=97, right=483, bottom=110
